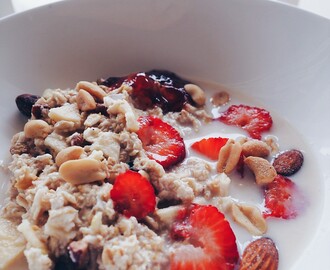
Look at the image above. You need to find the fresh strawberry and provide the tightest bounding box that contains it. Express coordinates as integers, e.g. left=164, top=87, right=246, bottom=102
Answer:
left=136, top=116, right=186, bottom=169
left=110, top=170, right=156, bottom=220
left=219, top=104, right=273, bottom=140
left=191, top=137, right=229, bottom=160
left=263, top=175, right=306, bottom=219
left=170, top=204, right=239, bottom=270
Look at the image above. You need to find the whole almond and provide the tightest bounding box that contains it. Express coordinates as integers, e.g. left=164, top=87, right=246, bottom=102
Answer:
left=239, top=237, right=279, bottom=270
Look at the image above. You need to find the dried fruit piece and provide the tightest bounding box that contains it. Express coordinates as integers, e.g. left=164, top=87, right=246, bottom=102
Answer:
left=219, top=105, right=273, bottom=140
left=170, top=204, right=239, bottom=270
left=15, top=94, right=40, bottom=117
left=137, top=116, right=186, bottom=169
left=273, top=149, right=304, bottom=176
left=101, top=70, right=194, bottom=113
left=191, top=137, right=229, bottom=160
left=110, top=170, right=156, bottom=220
left=263, top=175, right=306, bottom=219
left=239, top=238, right=279, bottom=270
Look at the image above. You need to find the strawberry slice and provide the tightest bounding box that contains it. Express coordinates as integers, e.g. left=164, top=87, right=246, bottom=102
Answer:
left=136, top=116, right=186, bottom=169
left=170, top=204, right=239, bottom=270
left=110, top=170, right=156, bottom=220
left=219, top=104, right=273, bottom=139
left=263, top=175, right=306, bottom=219
left=191, top=137, right=229, bottom=160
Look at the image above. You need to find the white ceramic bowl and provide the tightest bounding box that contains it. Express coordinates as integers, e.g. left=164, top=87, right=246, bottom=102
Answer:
left=0, top=0, right=329, bottom=269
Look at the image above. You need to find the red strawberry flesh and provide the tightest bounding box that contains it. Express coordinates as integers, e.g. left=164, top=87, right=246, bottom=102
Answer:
left=191, top=137, right=229, bottom=160
left=170, top=204, right=239, bottom=270
left=219, top=104, right=273, bottom=139
left=110, top=170, right=156, bottom=220
left=263, top=175, right=306, bottom=219
left=137, top=116, right=186, bottom=169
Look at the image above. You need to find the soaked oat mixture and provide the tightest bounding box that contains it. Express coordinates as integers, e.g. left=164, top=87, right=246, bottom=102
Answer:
left=0, top=71, right=306, bottom=270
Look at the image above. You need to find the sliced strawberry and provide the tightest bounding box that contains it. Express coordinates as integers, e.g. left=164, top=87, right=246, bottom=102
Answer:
left=137, top=116, right=186, bottom=169
left=191, top=137, right=229, bottom=160
left=170, top=204, right=239, bottom=270
left=219, top=104, right=273, bottom=140
left=110, top=170, right=156, bottom=220
left=263, top=175, right=306, bottom=219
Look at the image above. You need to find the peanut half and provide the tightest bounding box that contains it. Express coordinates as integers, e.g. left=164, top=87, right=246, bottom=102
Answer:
left=24, top=120, right=51, bottom=139
left=76, top=89, right=97, bottom=111
left=244, top=156, right=277, bottom=185
left=184, top=84, right=206, bottom=107
left=231, top=203, right=267, bottom=236
left=76, top=81, right=106, bottom=101
left=217, top=139, right=242, bottom=174
left=55, top=146, right=84, bottom=167
left=59, top=159, right=106, bottom=185
left=242, top=140, right=271, bottom=158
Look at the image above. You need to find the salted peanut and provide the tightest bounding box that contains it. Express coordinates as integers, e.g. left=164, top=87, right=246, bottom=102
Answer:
left=210, top=91, right=230, bottom=106
left=184, top=84, right=206, bottom=107
left=217, top=139, right=242, bottom=174
left=231, top=203, right=267, bottom=236
left=76, top=81, right=106, bottom=101
left=244, top=156, right=277, bottom=185
left=242, top=140, right=271, bottom=157
left=76, top=89, right=97, bottom=111
left=104, top=96, right=139, bottom=132
left=0, top=217, right=26, bottom=270
left=24, top=120, right=51, bottom=139
left=49, top=104, right=81, bottom=123
left=155, top=206, right=181, bottom=227
left=55, top=146, right=84, bottom=167
left=59, top=158, right=106, bottom=185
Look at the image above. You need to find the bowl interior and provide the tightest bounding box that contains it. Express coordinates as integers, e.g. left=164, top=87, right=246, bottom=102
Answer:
left=0, top=0, right=330, bottom=269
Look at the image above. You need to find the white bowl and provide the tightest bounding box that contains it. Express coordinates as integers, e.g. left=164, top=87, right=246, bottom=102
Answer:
left=0, top=0, right=329, bottom=269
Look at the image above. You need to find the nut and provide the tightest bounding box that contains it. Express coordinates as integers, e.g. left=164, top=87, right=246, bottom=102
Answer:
left=24, top=120, right=51, bottom=139
left=49, top=104, right=81, bottom=123
left=242, top=140, right=271, bottom=157
left=244, top=156, right=277, bottom=185
left=59, top=159, right=106, bottom=185
left=239, top=237, right=279, bottom=270
left=184, top=84, right=206, bottom=107
left=231, top=203, right=267, bottom=235
left=55, top=146, right=84, bottom=167
left=76, top=89, right=97, bottom=111
left=210, top=91, right=230, bottom=106
left=217, top=139, right=242, bottom=174
left=76, top=81, right=106, bottom=101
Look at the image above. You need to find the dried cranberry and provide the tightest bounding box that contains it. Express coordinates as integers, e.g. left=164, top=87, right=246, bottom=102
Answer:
left=15, top=94, right=40, bottom=117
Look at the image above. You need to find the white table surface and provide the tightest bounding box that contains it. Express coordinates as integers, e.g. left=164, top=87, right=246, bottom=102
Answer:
left=1, top=0, right=330, bottom=19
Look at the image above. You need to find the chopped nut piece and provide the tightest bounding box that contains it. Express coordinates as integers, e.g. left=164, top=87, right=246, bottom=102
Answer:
left=55, top=146, right=84, bottom=167
left=217, top=139, right=242, bottom=174
left=184, top=84, right=206, bottom=107
left=242, top=140, right=271, bottom=157
left=76, top=81, right=106, bottom=101
left=59, top=159, right=106, bottom=185
left=76, top=89, right=97, bottom=111
left=49, top=104, right=81, bottom=123
left=231, top=203, right=267, bottom=235
left=24, top=120, right=51, bottom=139
left=244, top=156, right=277, bottom=185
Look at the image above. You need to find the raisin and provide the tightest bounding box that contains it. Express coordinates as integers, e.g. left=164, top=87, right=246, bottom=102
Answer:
left=273, top=149, right=304, bottom=176
left=15, top=94, right=40, bottom=117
